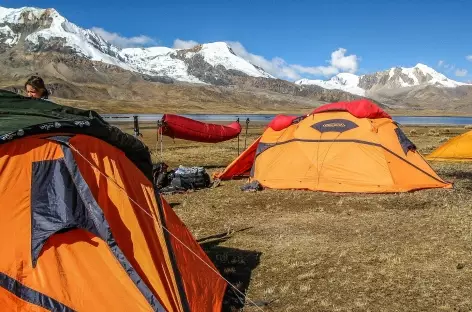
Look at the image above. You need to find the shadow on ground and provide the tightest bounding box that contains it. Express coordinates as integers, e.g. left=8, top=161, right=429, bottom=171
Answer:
left=441, top=170, right=472, bottom=180
left=199, top=231, right=263, bottom=312
left=438, top=169, right=472, bottom=190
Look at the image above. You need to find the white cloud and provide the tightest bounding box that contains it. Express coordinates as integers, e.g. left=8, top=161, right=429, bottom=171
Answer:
left=91, top=27, right=156, bottom=48
left=226, top=41, right=359, bottom=80
left=226, top=41, right=299, bottom=79
left=290, top=64, right=339, bottom=77
left=173, top=39, right=199, bottom=49
left=330, top=48, right=359, bottom=73
left=91, top=28, right=360, bottom=80
left=455, top=68, right=468, bottom=77
left=467, top=55, right=472, bottom=62
left=437, top=60, right=455, bottom=72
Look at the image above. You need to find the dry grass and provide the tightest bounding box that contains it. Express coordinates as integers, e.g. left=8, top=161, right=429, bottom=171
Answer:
left=118, top=123, right=472, bottom=312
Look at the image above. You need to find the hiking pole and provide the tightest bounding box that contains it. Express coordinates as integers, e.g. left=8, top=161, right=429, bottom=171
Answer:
left=244, top=118, right=250, bottom=149
left=156, top=121, right=160, bottom=155
left=158, top=121, right=164, bottom=162
left=236, top=118, right=240, bottom=155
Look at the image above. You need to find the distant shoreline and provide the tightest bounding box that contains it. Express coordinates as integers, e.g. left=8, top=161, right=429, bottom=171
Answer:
left=104, top=114, right=472, bottom=127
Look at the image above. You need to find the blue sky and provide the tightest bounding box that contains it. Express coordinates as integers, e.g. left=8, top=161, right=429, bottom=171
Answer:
left=3, top=0, right=472, bottom=81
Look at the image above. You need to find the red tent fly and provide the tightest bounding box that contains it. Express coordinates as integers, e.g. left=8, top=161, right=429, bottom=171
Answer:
left=311, top=99, right=391, bottom=119
left=160, top=114, right=242, bottom=143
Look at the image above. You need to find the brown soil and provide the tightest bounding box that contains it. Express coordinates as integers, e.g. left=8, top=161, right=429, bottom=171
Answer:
left=120, top=123, right=472, bottom=312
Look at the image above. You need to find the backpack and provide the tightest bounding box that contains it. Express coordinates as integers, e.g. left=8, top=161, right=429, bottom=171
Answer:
left=152, top=162, right=170, bottom=189
left=168, top=166, right=211, bottom=190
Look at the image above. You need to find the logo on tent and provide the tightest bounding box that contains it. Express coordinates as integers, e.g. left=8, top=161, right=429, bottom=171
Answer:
left=311, top=119, right=359, bottom=133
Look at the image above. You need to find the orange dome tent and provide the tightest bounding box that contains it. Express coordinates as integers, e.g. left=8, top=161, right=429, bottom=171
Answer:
left=215, top=99, right=452, bottom=193
left=427, top=130, right=472, bottom=161
left=0, top=90, right=226, bottom=311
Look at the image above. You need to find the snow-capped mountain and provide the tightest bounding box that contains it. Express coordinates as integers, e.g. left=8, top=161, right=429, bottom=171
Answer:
left=119, top=42, right=272, bottom=84
left=2, top=5, right=472, bottom=112
left=295, top=64, right=470, bottom=96
left=0, top=7, right=130, bottom=68
left=0, top=6, right=273, bottom=84
left=296, top=73, right=366, bottom=96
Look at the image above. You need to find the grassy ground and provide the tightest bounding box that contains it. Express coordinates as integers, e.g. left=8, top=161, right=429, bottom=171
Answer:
left=121, top=123, right=472, bottom=312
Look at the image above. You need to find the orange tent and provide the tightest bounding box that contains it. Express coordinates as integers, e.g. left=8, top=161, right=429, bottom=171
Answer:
left=0, top=90, right=226, bottom=311
left=216, top=99, right=452, bottom=193
left=427, top=130, right=472, bottom=161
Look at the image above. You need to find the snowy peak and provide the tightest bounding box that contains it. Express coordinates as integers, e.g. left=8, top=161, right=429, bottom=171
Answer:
left=2, top=5, right=466, bottom=95
left=194, top=42, right=273, bottom=78
left=119, top=42, right=273, bottom=82
left=296, top=64, right=470, bottom=96
left=295, top=73, right=365, bottom=96
left=0, top=5, right=273, bottom=84
left=0, top=6, right=48, bottom=24
left=0, top=6, right=128, bottom=68
left=377, top=63, right=466, bottom=89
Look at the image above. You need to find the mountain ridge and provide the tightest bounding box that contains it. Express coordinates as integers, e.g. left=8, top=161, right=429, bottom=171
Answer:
left=0, top=6, right=274, bottom=84
left=295, top=63, right=470, bottom=96
left=1, top=5, right=471, bottom=113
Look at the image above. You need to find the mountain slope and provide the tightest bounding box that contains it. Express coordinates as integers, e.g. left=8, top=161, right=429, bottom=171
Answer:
left=296, top=73, right=366, bottom=96
left=0, top=48, right=367, bottom=111
left=295, top=64, right=469, bottom=95
left=0, top=6, right=273, bottom=84
left=0, top=5, right=370, bottom=113
left=0, top=7, right=129, bottom=67
left=295, top=64, right=472, bottom=110
left=1, top=5, right=471, bottom=113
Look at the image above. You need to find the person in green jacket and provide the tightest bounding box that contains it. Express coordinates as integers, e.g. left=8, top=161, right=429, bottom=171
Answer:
left=25, top=75, right=49, bottom=99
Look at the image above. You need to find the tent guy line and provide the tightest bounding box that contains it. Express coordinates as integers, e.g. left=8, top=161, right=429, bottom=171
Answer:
left=67, top=143, right=266, bottom=312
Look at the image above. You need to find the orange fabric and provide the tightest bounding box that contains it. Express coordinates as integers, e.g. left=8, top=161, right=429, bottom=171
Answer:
left=0, top=287, right=49, bottom=312
left=221, top=111, right=451, bottom=193
left=427, top=130, right=472, bottom=161
left=0, top=137, right=153, bottom=311
left=70, top=135, right=226, bottom=312
left=0, top=134, right=225, bottom=311
left=160, top=197, right=226, bottom=312
left=69, top=136, right=183, bottom=311
left=214, top=136, right=261, bottom=179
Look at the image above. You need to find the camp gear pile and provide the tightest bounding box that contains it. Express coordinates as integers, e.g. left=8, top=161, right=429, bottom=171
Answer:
left=154, top=163, right=212, bottom=194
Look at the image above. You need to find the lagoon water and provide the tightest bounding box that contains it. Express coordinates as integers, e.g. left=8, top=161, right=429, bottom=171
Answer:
left=102, top=113, right=472, bottom=126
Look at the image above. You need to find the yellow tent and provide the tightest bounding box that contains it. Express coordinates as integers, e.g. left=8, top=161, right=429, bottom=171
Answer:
left=427, top=130, right=472, bottom=161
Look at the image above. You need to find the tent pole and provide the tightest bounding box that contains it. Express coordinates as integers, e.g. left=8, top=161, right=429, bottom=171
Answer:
left=244, top=118, right=250, bottom=149
left=159, top=124, right=163, bottom=162
left=156, top=120, right=164, bottom=162
left=236, top=118, right=240, bottom=155
left=133, top=115, right=140, bottom=137
left=237, top=135, right=240, bottom=155
left=156, top=121, right=160, bottom=156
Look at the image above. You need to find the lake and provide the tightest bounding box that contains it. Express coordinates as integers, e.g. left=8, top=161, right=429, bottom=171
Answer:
left=102, top=114, right=472, bottom=126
